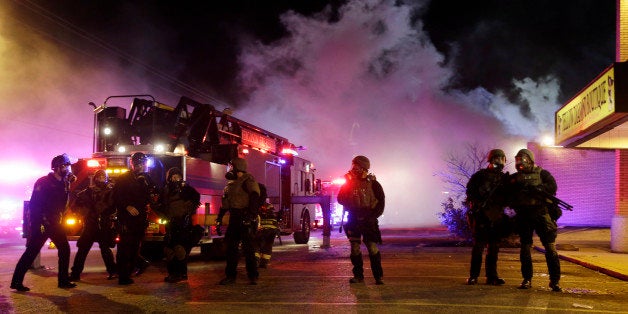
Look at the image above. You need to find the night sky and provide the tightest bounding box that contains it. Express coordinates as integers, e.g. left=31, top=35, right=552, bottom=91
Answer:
left=0, top=0, right=617, bottom=226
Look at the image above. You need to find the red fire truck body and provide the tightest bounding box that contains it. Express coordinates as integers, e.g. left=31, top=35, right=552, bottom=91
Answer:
left=64, top=95, right=331, bottom=256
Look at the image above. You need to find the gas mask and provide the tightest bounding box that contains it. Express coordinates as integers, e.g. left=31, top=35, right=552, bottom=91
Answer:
left=515, top=155, right=533, bottom=172
left=225, top=170, right=237, bottom=180
left=349, top=164, right=367, bottom=179
left=490, top=156, right=506, bottom=171
left=94, top=175, right=108, bottom=188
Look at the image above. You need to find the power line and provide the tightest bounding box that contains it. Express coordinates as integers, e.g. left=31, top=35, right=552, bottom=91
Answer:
left=10, top=0, right=231, bottom=108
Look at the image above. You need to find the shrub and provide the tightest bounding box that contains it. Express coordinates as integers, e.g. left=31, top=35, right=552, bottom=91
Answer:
left=437, top=197, right=472, bottom=243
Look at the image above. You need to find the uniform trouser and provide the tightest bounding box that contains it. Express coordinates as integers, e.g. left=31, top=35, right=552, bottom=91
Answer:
left=254, top=228, right=277, bottom=261
left=345, top=217, right=383, bottom=279
left=517, top=213, right=561, bottom=283
left=349, top=240, right=383, bottom=279
left=469, top=239, right=499, bottom=279
left=72, top=228, right=116, bottom=276
left=225, top=215, right=258, bottom=280
left=116, top=231, right=143, bottom=281
left=469, top=221, right=502, bottom=279
left=165, top=243, right=188, bottom=277
left=12, top=225, right=71, bottom=285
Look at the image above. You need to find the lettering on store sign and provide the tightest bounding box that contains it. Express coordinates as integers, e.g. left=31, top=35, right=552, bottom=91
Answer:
left=556, top=67, right=615, bottom=141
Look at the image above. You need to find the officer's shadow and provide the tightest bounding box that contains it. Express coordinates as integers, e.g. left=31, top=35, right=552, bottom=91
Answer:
left=21, top=290, right=144, bottom=313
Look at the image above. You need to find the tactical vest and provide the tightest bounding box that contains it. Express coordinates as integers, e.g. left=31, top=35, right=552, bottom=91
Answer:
left=478, top=169, right=504, bottom=200
left=222, top=174, right=259, bottom=210
left=345, top=177, right=378, bottom=210
left=512, top=166, right=544, bottom=207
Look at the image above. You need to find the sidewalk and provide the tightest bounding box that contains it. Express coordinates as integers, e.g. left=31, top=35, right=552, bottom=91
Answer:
left=539, top=227, right=628, bottom=281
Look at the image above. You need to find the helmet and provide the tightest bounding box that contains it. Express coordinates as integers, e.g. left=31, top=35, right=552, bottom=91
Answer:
left=515, top=149, right=535, bottom=163
left=93, top=169, right=108, bottom=185
left=487, top=149, right=506, bottom=163
left=51, top=154, right=71, bottom=169
left=229, top=158, right=247, bottom=172
left=166, top=167, right=183, bottom=182
left=131, top=152, right=147, bottom=166
left=352, top=155, right=370, bottom=170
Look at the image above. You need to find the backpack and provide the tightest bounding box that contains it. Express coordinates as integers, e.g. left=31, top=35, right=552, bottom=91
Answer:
left=346, top=178, right=378, bottom=210
left=243, top=180, right=267, bottom=210
left=256, top=183, right=268, bottom=210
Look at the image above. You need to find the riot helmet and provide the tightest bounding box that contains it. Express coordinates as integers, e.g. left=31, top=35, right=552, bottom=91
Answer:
left=352, top=155, right=370, bottom=170
left=93, top=169, right=109, bottom=187
left=131, top=152, right=147, bottom=166
left=229, top=158, right=248, bottom=172
left=51, top=154, right=71, bottom=169
left=487, top=149, right=506, bottom=170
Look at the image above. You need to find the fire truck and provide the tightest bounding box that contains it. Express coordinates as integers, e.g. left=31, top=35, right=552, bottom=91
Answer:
left=65, top=95, right=331, bottom=257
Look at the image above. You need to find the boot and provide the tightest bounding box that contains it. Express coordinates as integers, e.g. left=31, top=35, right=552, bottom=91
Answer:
left=369, top=252, right=384, bottom=285
left=349, top=254, right=364, bottom=283
left=259, top=258, right=269, bottom=269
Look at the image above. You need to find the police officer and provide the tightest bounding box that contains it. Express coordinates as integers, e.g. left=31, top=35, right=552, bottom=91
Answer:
left=112, top=152, right=155, bottom=285
left=216, top=158, right=260, bottom=285
left=337, top=155, right=385, bottom=285
left=69, top=169, right=117, bottom=281
left=254, top=202, right=281, bottom=268
left=465, top=149, right=509, bottom=286
left=161, top=167, right=200, bottom=283
left=508, top=149, right=562, bottom=292
left=10, top=154, right=77, bottom=291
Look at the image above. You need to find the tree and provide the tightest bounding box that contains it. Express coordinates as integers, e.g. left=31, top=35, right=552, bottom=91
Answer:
left=435, top=143, right=487, bottom=242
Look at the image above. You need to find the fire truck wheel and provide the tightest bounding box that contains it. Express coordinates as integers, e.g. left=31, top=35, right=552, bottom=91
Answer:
left=293, top=209, right=311, bottom=244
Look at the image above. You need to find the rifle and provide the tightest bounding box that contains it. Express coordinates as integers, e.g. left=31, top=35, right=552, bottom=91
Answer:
left=529, top=187, right=573, bottom=212
left=338, top=208, right=346, bottom=233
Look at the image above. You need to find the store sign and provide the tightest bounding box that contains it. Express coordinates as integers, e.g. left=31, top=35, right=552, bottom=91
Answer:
left=556, top=66, right=616, bottom=144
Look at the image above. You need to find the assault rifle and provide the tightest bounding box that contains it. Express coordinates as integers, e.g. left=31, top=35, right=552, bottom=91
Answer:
left=527, top=187, right=573, bottom=212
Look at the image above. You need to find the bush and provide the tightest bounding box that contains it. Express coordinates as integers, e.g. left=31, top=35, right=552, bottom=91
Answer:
left=437, top=197, right=472, bottom=243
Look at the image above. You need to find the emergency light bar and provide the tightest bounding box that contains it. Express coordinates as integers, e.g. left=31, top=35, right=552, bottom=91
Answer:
left=281, top=147, right=298, bottom=156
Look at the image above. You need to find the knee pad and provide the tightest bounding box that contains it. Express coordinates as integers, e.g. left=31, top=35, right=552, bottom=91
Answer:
left=365, top=241, right=379, bottom=255
left=174, top=245, right=186, bottom=260
left=163, top=247, right=175, bottom=261
left=350, top=241, right=361, bottom=256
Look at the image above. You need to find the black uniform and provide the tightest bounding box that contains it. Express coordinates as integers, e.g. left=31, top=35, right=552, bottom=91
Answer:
left=112, top=171, right=153, bottom=284
left=337, top=173, right=385, bottom=284
left=161, top=181, right=200, bottom=282
left=508, top=166, right=561, bottom=289
left=217, top=172, right=260, bottom=284
left=465, top=167, right=509, bottom=284
left=69, top=183, right=117, bottom=280
left=11, top=173, right=74, bottom=289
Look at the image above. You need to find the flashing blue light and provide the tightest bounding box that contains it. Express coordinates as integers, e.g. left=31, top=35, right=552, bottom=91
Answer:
left=146, top=157, right=155, bottom=168
left=278, top=158, right=286, bottom=165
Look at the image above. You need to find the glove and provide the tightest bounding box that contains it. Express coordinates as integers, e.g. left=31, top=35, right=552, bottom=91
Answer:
left=215, top=218, right=223, bottom=236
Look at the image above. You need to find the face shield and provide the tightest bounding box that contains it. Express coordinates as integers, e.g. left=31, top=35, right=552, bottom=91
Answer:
left=490, top=156, right=506, bottom=171
left=93, top=172, right=108, bottom=187
left=515, top=155, right=533, bottom=172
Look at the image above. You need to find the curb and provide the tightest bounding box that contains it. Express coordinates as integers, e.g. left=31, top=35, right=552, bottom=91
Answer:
left=535, top=246, right=628, bottom=282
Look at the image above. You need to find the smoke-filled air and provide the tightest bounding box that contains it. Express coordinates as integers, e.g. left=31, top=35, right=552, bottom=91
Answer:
left=235, top=1, right=559, bottom=226
left=0, top=0, right=584, bottom=226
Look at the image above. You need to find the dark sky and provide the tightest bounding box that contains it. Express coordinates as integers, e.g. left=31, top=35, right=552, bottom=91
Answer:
left=0, top=0, right=617, bottom=226
left=8, top=0, right=615, bottom=106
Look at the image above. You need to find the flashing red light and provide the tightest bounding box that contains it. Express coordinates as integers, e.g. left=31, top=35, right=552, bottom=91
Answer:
left=86, top=159, right=101, bottom=168
left=281, top=148, right=298, bottom=156
left=242, top=148, right=250, bottom=154
left=332, top=178, right=346, bottom=185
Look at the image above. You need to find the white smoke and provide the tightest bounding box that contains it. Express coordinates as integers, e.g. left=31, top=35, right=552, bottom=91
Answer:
left=234, top=0, right=537, bottom=226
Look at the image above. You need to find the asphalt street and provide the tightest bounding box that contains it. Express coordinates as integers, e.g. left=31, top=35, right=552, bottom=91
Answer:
left=1, top=228, right=627, bottom=313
